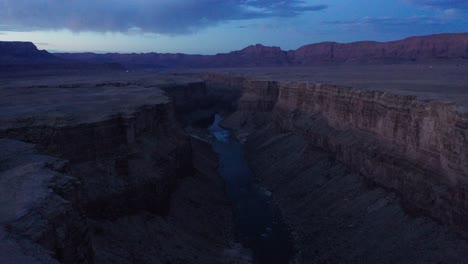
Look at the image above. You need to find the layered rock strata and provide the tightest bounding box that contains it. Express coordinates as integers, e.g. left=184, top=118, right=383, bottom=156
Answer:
left=1, top=69, right=466, bottom=262
left=0, top=79, right=248, bottom=263
left=0, top=86, right=190, bottom=218
left=245, top=130, right=468, bottom=263
left=161, top=73, right=244, bottom=125
left=224, top=77, right=468, bottom=226
left=202, top=74, right=468, bottom=261
left=0, top=139, right=91, bottom=263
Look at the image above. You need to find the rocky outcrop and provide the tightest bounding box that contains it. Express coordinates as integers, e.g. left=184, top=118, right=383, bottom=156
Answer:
left=197, top=73, right=468, bottom=262
left=90, top=138, right=251, bottom=263
left=55, top=33, right=468, bottom=68
left=0, top=85, right=191, bottom=218
left=0, top=42, right=60, bottom=64
left=0, top=76, right=247, bottom=263
left=226, top=76, right=468, bottom=227
left=244, top=129, right=468, bottom=263
left=162, top=73, right=245, bottom=124
left=0, top=139, right=92, bottom=263
left=279, top=84, right=467, bottom=226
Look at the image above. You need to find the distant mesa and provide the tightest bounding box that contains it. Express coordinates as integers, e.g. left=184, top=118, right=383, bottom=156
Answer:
left=291, top=33, right=468, bottom=64
left=54, top=33, right=468, bottom=69
left=1, top=33, right=467, bottom=69
left=0, top=41, right=61, bottom=64
left=0, top=41, right=123, bottom=74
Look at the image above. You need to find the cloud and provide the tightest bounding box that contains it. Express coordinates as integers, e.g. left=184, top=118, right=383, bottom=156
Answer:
left=322, top=14, right=467, bottom=39
left=324, top=16, right=447, bottom=27
left=0, top=0, right=327, bottom=34
left=236, top=23, right=283, bottom=30
left=405, top=0, right=468, bottom=10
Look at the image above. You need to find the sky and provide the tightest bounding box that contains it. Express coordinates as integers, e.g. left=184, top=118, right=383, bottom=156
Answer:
left=0, top=0, right=467, bottom=54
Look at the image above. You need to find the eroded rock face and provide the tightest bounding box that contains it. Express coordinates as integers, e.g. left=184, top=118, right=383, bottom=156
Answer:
left=0, top=76, right=248, bottom=263
left=0, top=85, right=191, bottom=218
left=272, top=82, right=468, bottom=226
left=225, top=77, right=468, bottom=226
left=0, top=139, right=92, bottom=263
left=244, top=130, right=468, bottom=263
left=1, top=68, right=465, bottom=262
left=90, top=138, right=252, bottom=264
left=162, top=73, right=244, bottom=124
left=201, top=73, right=468, bottom=261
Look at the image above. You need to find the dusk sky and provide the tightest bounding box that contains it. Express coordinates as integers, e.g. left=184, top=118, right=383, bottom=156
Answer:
left=0, top=0, right=467, bottom=54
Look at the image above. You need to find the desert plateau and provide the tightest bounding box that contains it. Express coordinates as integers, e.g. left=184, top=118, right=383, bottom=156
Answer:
left=0, top=1, right=467, bottom=263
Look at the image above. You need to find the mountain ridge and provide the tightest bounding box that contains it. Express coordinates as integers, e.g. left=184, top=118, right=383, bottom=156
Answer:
left=0, top=41, right=62, bottom=64
left=1, top=33, right=467, bottom=68
left=55, top=33, right=468, bottom=68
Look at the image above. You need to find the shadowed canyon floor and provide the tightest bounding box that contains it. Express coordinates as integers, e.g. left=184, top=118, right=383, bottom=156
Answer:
left=0, top=64, right=467, bottom=263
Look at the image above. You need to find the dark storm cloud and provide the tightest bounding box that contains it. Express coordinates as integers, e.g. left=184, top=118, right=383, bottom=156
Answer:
left=0, top=0, right=327, bottom=34
left=406, top=0, right=468, bottom=10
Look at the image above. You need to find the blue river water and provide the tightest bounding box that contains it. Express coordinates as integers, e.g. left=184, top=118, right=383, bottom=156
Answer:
left=209, top=114, right=293, bottom=264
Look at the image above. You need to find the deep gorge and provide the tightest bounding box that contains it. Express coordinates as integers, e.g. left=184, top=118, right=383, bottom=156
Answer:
left=1, top=72, right=467, bottom=263
left=209, top=114, right=293, bottom=263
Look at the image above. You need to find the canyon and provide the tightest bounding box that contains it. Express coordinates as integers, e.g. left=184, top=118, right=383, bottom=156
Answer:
left=0, top=34, right=467, bottom=263
left=217, top=75, right=468, bottom=262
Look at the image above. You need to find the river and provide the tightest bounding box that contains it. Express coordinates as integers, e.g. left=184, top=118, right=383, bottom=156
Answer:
left=209, top=114, right=293, bottom=264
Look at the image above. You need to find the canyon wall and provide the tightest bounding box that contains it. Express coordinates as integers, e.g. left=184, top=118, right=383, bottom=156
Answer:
left=1, top=68, right=466, bottom=262
left=224, top=76, right=468, bottom=227
left=160, top=74, right=244, bottom=124
left=200, top=73, right=468, bottom=262
left=158, top=75, right=246, bottom=138
left=0, top=139, right=92, bottom=263
left=0, top=80, right=249, bottom=263
left=0, top=91, right=191, bottom=219
left=275, top=82, right=467, bottom=224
